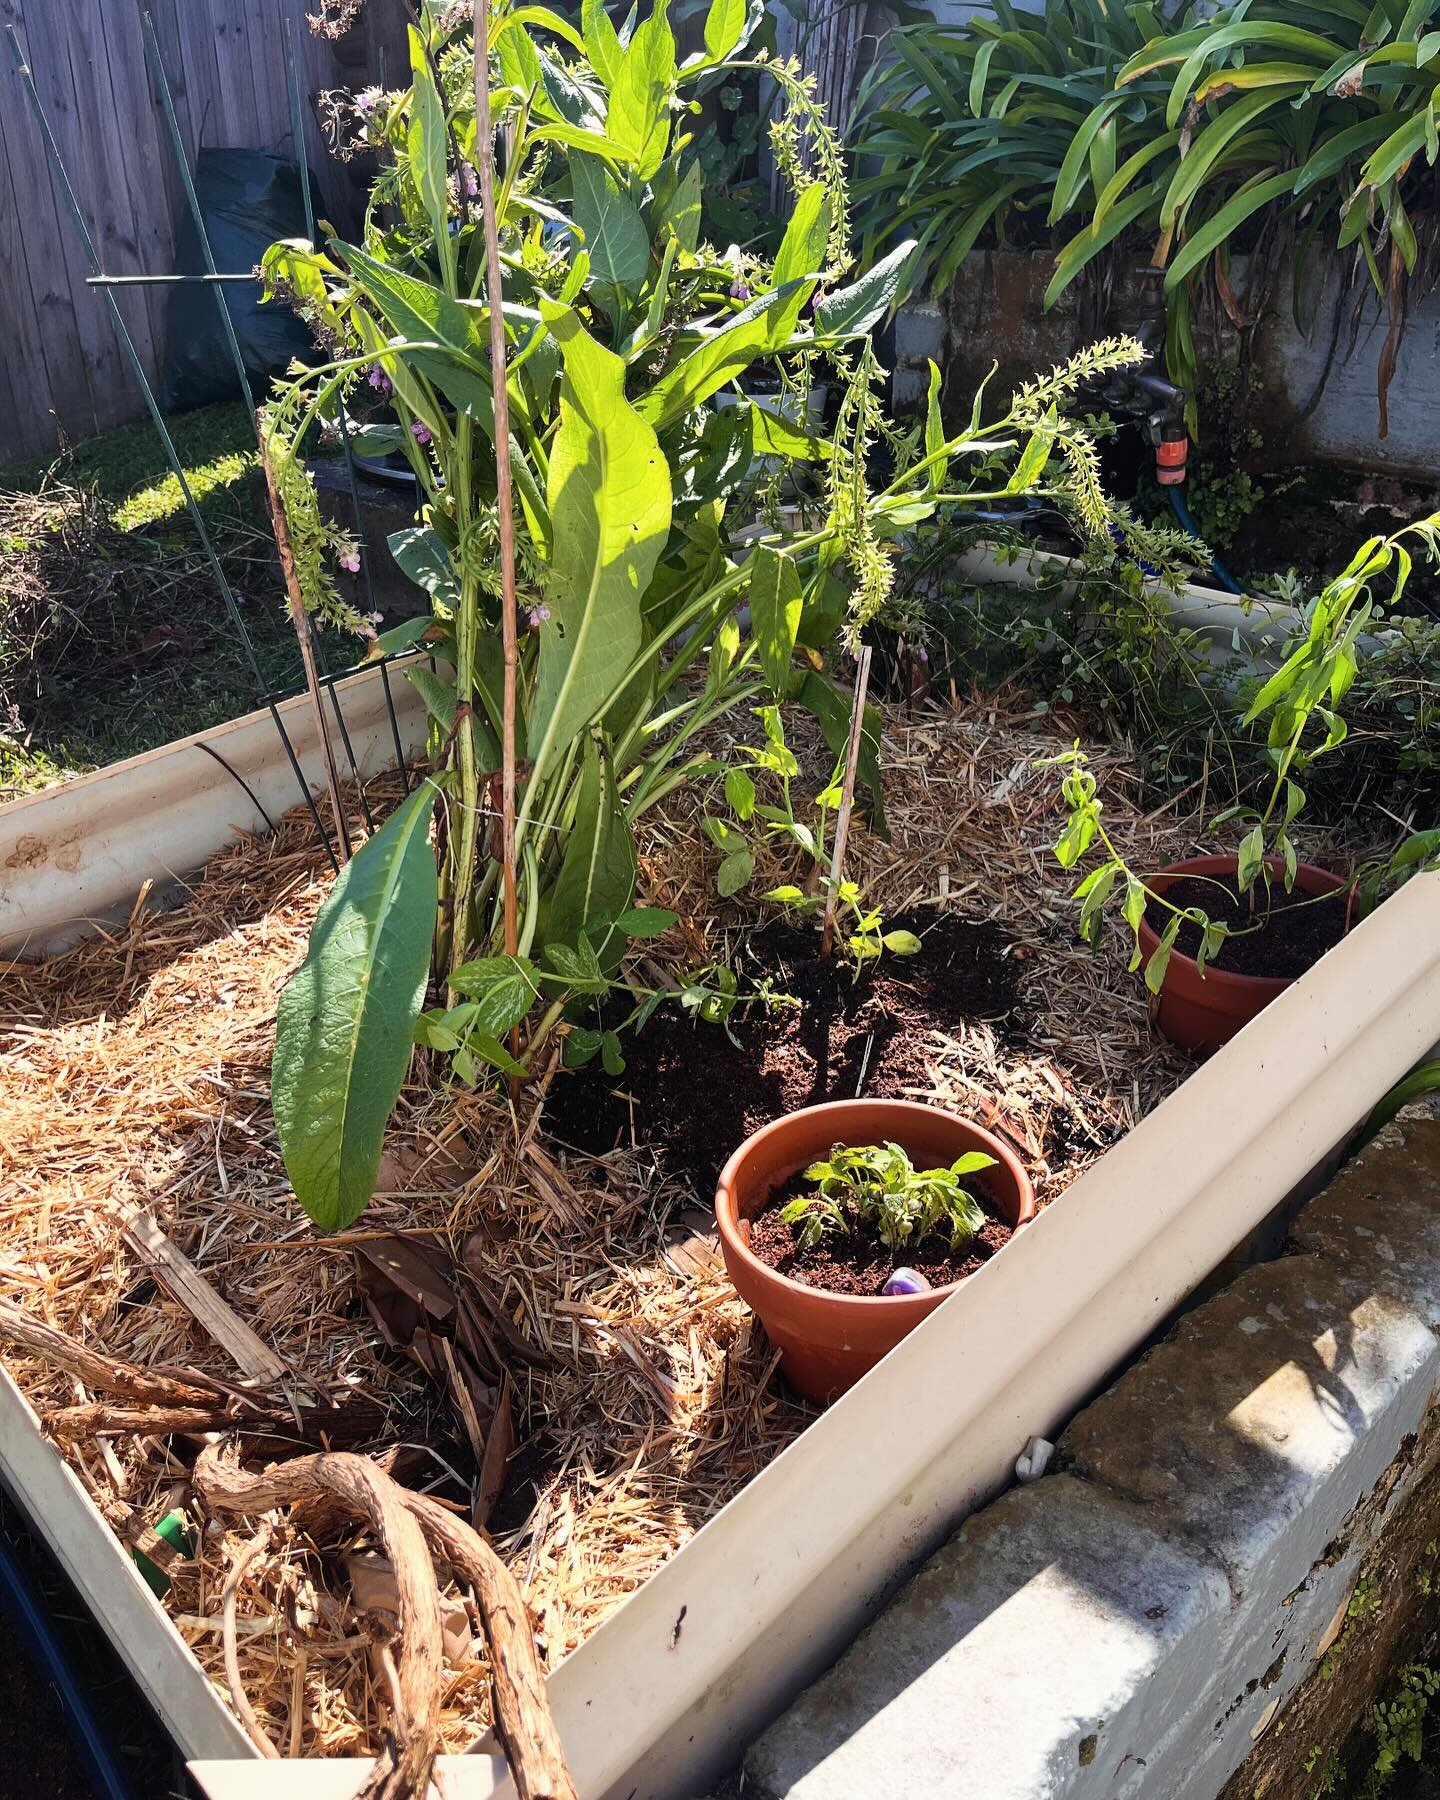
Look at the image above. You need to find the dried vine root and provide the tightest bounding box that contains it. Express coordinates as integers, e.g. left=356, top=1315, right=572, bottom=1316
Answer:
left=403, top=1489, right=575, bottom=1800
left=193, top=1444, right=576, bottom=1800
left=195, top=1446, right=443, bottom=1800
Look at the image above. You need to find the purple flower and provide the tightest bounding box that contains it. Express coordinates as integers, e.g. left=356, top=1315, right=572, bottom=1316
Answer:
left=528, top=604, right=551, bottom=628
left=411, top=421, right=433, bottom=446
left=355, top=86, right=382, bottom=115
left=460, top=161, right=480, bottom=199
left=368, top=611, right=384, bottom=626
left=367, top=364, right=391, bottom=395
left=914, top=646, right=929, bottom=664
left=338, top=549, right=361, bottom=574
left=729, top=277, right=751, bottom=302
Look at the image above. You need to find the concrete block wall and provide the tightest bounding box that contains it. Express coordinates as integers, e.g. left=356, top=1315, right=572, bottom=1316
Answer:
left=899, top=249, right=1440, bottom=479
left=744, top=1096, right=1440, bottom=1800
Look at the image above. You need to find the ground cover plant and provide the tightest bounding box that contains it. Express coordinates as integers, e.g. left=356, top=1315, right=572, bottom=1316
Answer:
left=262, top=0, right=1200, bottom=1234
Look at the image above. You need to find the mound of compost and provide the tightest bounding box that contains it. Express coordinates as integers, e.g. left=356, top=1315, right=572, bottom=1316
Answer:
left=544, top=911, right=1024, bottom=1198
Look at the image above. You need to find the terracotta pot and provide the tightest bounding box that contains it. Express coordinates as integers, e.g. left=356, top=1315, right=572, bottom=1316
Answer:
left=1137, top=854, right=1348, bottom=1057
left=714, top=1099, right=1035, bottom=1405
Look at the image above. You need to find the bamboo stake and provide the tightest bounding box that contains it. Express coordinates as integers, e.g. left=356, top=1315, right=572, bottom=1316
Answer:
left=258, top=424, right=351, bottom=863
left=819, top=644, right=874, bottom=959
left=474, top=0, right=520, bottom=980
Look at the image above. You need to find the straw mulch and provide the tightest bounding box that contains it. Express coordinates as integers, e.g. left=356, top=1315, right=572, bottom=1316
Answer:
left=0, top=694, right=1202, bottom=1756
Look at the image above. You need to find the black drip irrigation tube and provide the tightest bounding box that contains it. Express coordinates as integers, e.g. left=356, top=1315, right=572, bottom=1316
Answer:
left=0, top=1506, right=139, bottom=1800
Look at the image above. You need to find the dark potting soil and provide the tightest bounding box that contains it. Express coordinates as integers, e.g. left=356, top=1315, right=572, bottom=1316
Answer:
left=543, top=912, right=1024, bottom=1199
left=745, top=1170, right=1014, bottom=1296
left=1146, top=873, right=1349, bottom=980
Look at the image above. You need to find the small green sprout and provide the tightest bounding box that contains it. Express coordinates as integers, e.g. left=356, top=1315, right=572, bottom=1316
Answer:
left=779, top=1140, right=996, bottom=1254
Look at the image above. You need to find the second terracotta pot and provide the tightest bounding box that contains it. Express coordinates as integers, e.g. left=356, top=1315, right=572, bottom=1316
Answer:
left=1138, top=854, right=1348, bottom=1056
left=714, top=1099, right=1035, bottom=1405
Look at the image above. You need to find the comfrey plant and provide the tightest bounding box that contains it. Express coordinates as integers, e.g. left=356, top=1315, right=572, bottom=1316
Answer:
left=262, top=0, right=1198, bottom=1230
left=781, top=1141, right=997, bottom=1253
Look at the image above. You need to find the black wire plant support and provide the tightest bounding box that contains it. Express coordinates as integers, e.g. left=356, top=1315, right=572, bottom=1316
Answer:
left=5, top=15, right=416, bottom=874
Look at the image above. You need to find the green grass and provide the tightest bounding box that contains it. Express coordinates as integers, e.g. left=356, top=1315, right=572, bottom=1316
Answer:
left=0, top=400, right=257, bottom=527
left=1, top=401, right=361, bottom=798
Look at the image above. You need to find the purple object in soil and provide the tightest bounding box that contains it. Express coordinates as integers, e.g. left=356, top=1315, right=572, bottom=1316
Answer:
left=881, top=1267, right=930, bottom=1296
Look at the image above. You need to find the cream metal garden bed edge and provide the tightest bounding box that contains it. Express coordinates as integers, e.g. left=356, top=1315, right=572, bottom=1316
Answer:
left=0, top=656, right=429, bottom=957
left=2, top=630, right=1436, bottom=1800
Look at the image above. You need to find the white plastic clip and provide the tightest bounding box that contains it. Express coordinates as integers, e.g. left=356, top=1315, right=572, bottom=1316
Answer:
left=1015, top=1436, right=1054, bottom=1483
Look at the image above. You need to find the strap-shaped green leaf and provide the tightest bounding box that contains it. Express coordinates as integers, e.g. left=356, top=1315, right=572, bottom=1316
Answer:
left=273, top=783, right=439, bottom=1231
left=749, top=545, right=804, bottom=699
left=530, top=301, right=672, bottom=784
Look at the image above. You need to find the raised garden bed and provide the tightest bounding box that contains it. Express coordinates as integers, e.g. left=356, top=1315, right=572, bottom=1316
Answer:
left=0, top=703, right=1434, bottom=1797
left=0, top=696, right=1198, bottom=1764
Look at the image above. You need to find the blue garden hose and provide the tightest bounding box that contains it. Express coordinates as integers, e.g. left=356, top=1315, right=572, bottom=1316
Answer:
left=1167, top=485, right=1244, bottom=595
left=0, top=1508, right=138, bottom=1800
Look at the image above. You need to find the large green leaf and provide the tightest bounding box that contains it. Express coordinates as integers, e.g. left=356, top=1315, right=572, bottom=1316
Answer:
left=606, top=0, right=676, bottom=179
left=814, top=241, right=917, bottom=338
left=636, top=282, right=810, bottom=427
left=772, top=184, right=830, bottom=286
left=571, top=153, right=652, bottom=286
left=530, top=300, right=672, bottom=784
left=667, top=158, right=703, bottom=252
left=749, top=545, right=804, bottom=698
left=388, top=524, right=459, bottom=604
left=342, top=244, right=495, bottom=428
left=547, top=733, right=637, bottom=952
left=272, top=784, right=439, bottom=1231
left=582, top=0, right=623, bottom=88
left=702, top=0, right=753, bottom=62
left=407, top=28, right=451, bottom=257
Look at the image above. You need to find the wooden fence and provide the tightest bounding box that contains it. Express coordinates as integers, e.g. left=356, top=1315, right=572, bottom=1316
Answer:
left=0, top=0, right=405, bottom=463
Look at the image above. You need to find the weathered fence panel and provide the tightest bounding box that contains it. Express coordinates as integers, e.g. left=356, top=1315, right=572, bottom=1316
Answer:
left=0, top=0, right=403, bottom=463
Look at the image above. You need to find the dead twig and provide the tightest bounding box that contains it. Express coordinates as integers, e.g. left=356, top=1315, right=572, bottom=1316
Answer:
left=223, top=1524, right=282, bottom=1759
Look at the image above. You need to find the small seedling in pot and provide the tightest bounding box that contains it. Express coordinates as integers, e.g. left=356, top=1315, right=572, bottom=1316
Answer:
left=1043, top=744, right=1229, bottom=992
left=780, top=1140, right=997, bottom=1255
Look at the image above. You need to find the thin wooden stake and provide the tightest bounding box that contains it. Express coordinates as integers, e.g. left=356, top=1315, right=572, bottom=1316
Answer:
left=819, top=644, right=874, bottom=959
left=258, top=426, right=350, bottom=862
left=474, top=0, right=520, bottom=976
